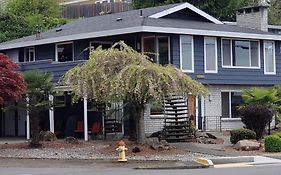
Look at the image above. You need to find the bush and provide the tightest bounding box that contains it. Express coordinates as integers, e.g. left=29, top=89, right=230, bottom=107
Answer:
left=265, top=134, right=281, bottom=152
left=239, top=105, right=273, bottom=140
left=230, top=128, right=256, bottom=144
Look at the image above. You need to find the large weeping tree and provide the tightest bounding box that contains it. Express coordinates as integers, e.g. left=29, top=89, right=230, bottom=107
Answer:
left=24, top=70, right=54, bottom=148
left=63, top=42, right=207, bottom=143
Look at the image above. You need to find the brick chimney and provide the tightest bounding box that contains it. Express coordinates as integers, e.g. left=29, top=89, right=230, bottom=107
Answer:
left=236, top=3, right=269, bottom=31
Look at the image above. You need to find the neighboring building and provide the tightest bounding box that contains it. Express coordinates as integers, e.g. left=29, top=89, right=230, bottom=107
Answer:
left=0, top=2, right=280, bottom=140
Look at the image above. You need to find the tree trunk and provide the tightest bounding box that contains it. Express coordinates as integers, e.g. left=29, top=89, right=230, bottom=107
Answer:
left=29, top=109, right=41, bottom=148
left=135, top=105, right=145, bottom=144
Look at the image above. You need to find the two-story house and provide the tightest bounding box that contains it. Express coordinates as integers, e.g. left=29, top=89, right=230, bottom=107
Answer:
left=0, top=2, right=280, bottom=140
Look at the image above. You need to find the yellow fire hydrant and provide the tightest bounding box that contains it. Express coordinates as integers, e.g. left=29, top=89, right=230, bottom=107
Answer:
left=116, top=140, right=128, bottom=162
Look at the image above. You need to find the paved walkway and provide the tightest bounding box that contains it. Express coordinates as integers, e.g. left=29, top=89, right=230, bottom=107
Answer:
left=0, top=137, right=27, bottom=144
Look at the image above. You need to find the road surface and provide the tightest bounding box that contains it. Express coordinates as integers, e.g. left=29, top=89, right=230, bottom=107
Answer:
left=0, top=158, right=281, bottom=175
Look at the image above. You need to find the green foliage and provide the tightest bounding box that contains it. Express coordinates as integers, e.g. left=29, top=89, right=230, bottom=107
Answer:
left=265, top=134, right=281, bottom=152
left=239, top=105, right=273, bottom=140
left=0, top=12, right=32, bottom=43
left=63, top=42, right=207, bottom=106
left=0, top=0, right=67, bottom=43
left=230, top=128, right=256, bottom=144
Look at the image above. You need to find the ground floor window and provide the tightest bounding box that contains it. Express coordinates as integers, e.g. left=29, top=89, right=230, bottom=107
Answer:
left=221, top=91, right=243, bottom=118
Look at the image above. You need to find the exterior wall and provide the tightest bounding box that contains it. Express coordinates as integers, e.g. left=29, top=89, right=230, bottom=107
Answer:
left=144, top=104, right=165, bottom=135
left=172, top=35, right=281, bottom=85
left=203, top=84, right=275, bottom=131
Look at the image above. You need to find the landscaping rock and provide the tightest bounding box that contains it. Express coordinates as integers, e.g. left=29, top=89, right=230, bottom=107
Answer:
left=132, top=147, right=141, bottom=153
left=39, top=131, right=57, bottom=142
left=196, top=137, right=217, bottom=144
left=234, top=140, right=261, bottom=151
left=149, top=131, right=163, bottom=138
left=65, top=137, right=79, bottom=144
left=206, top=133, right=217, bottom=139
left=145, top=137, right=159, bottom=145
left=195, top=132, right=209, bottom=138
left=276, top=123, right=281, bottom=131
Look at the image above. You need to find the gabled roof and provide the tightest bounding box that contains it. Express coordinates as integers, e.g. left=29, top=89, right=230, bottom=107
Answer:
left=149, top=2, right=223, bottom=24
left=1, top=2, right=281, bottom=50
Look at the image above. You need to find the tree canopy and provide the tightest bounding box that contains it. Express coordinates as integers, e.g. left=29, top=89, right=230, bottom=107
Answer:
left=0, top=0, right=68, bottom=43
left=63, top=42, right=207, bottom=143
left=0, top=53, right=26, bottom=105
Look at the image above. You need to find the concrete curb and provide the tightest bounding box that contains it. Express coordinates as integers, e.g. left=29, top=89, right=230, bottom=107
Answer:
left=196, top=156, right=255, bottom=167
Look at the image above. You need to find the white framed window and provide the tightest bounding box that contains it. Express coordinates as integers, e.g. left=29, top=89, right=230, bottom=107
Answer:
left=264, top=41, right=276, bottom=75
left=24, top=47, right=35, bottom=62
left=55, top=42, right=74, bottom=62
left=180, top=35, right=194, bottom=72
left=221, top=38, right=260, bottom=69
left=221, top=91, right=243, bottom=118
left=204, top=37, right=217, bottom=73
left=141, top=36, right=170, bottom=65
left=90, top=41, right=113, bottom=51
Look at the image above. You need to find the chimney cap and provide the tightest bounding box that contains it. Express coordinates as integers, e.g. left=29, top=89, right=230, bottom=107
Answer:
left=237, top=4, right=269, bottom=11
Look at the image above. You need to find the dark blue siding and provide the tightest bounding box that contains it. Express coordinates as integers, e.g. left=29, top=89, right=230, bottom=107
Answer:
left=171, top=35, right=180, bottom=68
left=36, top=44, right=55, bottom=61
left=19, top=60, right=85, bottom=82
left=172, top=34, right=281, bottom=85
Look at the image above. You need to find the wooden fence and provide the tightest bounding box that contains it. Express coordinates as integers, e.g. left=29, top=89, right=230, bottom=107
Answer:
left=62, top=2, right=133, bottom=19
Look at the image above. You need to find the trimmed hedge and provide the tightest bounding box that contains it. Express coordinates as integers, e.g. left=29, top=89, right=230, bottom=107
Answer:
left=265, top=133, right=281, bottom=152
left=230, top=128, right=256, bottom=144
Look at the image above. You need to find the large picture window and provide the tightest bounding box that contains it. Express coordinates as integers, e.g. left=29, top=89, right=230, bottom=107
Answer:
left=264, top=41, right=276, bottom=75
left=56, top=42, right=74, bottom=62
left=204, top=37, right=217, bottom=73
left=221, top=91, right=243, bottom=118
left=222, top=39, right=260, bottom=68
left=90, top=41, right=112, bottom=50
left=180, top=35, right=194, bottom=72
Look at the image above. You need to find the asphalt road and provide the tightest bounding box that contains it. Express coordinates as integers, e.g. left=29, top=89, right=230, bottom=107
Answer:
left=1, top=158, right=281, bottom=175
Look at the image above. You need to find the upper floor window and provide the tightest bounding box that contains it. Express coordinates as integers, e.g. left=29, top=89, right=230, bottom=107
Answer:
left=222, top=39, right=260, bottom=68
left=142, top=36, right=170, bottom=65
left=204, top=37, right=217, bottom=73
left=180, top=35, right=194, bottom=72
left=264, top=41, right=276, bottom=75
left=56, top=42, right=74, bottom=62
left=24, top=47, right=35, bottom=62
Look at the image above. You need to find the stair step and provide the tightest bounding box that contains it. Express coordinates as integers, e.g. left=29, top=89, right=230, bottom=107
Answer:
left=165, top=108, right=188, bottom=112
left=165, top=112, right=188, bottom=116
left=165, top=120, right=189, bottom=123
left=165, top=101, right=186, bottom=105
left=165, top=104, right=188, bottom=108
left=165, top=133, right=189, bottom=137
left=164, top=124, right=190, bottom=128
left=104, top=119, right=116, bottom=121
left=165, top=116, right=189, bottom=120
left=164, top=128, right=188, bottom=132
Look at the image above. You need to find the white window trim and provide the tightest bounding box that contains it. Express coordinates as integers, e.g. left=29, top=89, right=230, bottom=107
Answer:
left=204, top=37, right=218, bottom=73
left=221, top=38, right=261, bottom=69
left=221, top=90, right=242, bottom=119
left=264, top=41, right=276, bottom=75
left=180, top=35, right=194, bottom=73
left=55, top=41, right=74, bottom=62
left=23, top=47, right=36, bottom=63
left=141, top=35, right=171, bottom=64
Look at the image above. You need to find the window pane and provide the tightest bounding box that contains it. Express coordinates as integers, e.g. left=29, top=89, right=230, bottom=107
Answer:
left=231, top=92, right=242, bottom=118
left=143, top=37, right=156, bottom=62
left=221, top=92, right=230, bottom=118
left=181, top=35, right=193, bottom=71
left=25, top=51, right=29, bottom=62
left=57, top=43, right=73, bottom=62
left=158, top=37, right=169, bottom=65
left=251, top=41, right=259, bottom=67
left=222, top=39, right=231, bottom=66
left=30, top=51, right=34, bottom=62
left=233, top=40, right=250, bottom=67
left=264, top=41, right=275, bottom=74
left=205, top=37, right=216, bottom=72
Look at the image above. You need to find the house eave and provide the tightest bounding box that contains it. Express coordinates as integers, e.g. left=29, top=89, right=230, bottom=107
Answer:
left=1, top=26, right=281, bottom=50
